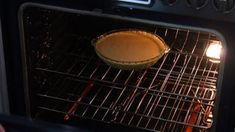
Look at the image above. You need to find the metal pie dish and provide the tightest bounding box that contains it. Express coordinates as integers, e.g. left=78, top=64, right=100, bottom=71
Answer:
left=92, top=29, right=170, bottom=70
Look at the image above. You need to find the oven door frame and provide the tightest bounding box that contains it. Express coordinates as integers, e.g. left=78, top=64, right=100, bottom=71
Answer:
left=0, top=18, right=9, bottom=114
left=1, top=0, right=235, bottom=132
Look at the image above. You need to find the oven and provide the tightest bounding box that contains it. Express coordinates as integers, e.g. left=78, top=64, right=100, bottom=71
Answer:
left=0, top=0, right=235, bottom=132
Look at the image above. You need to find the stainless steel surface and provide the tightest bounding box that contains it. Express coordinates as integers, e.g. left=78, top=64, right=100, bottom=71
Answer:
left=32, top=26, right=220, bottom=131
left=0, top=19, right=9, bottom=114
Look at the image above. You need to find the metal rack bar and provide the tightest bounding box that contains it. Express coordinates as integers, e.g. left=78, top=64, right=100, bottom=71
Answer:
left=35, top=68, right=215, bottom=101
left=171, top=33, right=213, bottom=131
left=119, top=69, right=149, bottom=123
left=101, top=70, right=134, bottom=121
left=136, top=28, right=173, bottom=121
left=153, top=30, right=191, bottom=130
left=182, top=33, right=212, bottom=125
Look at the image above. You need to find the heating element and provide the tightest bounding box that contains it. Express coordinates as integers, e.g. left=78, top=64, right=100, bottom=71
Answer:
left=21, top=7, right=220, bottom=132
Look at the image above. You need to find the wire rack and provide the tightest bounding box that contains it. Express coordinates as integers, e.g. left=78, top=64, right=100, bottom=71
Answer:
left=26, top=25, right=220, bottom=132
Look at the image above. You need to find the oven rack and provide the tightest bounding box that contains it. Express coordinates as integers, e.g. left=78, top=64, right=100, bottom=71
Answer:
left=28, top=23, right=220, bottom=131
left=34, top=66, right=215, bottom=131
left=33, top=46, right=218, bottom=131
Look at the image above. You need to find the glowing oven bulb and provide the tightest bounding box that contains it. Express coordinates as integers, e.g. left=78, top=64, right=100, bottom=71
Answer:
left=206, top=41, right=222, bottom=63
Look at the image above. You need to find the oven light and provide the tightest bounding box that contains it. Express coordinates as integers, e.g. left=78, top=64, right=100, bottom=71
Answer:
left=206, top=41, right=222, bottom=63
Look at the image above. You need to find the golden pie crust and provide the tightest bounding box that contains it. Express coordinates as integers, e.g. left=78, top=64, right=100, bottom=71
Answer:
left=93, top=30, right=169, bottom=70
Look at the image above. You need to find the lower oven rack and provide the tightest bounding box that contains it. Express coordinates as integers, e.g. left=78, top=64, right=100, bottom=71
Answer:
left=31, top=28, right=219, bottom=132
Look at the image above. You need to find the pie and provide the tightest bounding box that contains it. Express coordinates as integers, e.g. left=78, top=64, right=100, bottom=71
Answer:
left=93, top=30, right=169, bottom=70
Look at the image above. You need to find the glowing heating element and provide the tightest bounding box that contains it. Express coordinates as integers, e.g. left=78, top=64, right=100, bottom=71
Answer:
left=206, top=41, right=222, bottom=63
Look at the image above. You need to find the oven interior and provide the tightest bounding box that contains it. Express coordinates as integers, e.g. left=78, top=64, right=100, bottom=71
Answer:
left=21, top=6, right=221, bottom=132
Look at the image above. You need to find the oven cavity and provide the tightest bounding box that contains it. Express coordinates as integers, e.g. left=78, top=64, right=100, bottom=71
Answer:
left=21, top=6, right=221, bottom=132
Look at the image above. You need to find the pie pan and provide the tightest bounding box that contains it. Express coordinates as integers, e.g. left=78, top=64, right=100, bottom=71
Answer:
left=92, top=30, right=170, bottom=70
